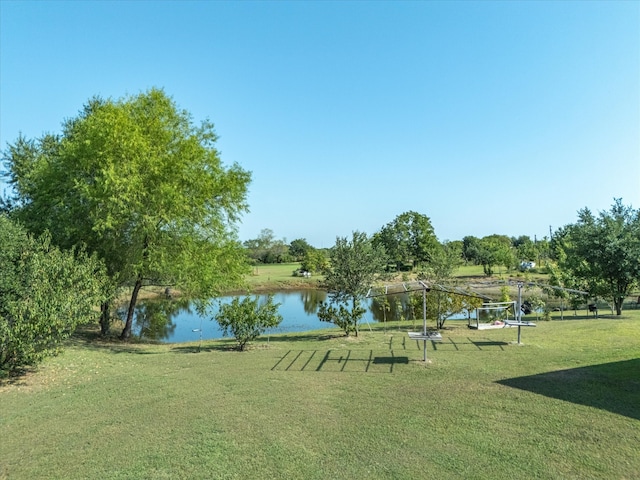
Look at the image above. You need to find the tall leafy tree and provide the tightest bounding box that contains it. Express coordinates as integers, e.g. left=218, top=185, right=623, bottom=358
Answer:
left=319, top=231, right=386, bottom=336
left=554, top=199, right=640, bottom=315
left=0, top=216, right=106, bottom=375
left=419, top=241, right=468, bottom=328
left=477, top=235, right=514, bottom=276
left=373, top=211, right=439, bottom=270
left=289, top=238, right=313, bottom=261
left=3, top=89, right=251, bottom=339
left=462, top=235, right=482, bottom=265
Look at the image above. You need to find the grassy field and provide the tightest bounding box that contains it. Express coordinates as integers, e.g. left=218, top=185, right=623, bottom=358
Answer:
left=2, top=310, right=639, bottom=479
left=241, top=263, right=546, bottom=291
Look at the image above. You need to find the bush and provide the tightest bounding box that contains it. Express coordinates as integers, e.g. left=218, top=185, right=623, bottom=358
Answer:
left=0, top=216, right=107, bottom=376
left=213, top=295, right=283, bottom=350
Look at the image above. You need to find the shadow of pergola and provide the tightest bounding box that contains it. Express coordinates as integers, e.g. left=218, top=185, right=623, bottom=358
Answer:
left=272, top=349, right=409, bottom=373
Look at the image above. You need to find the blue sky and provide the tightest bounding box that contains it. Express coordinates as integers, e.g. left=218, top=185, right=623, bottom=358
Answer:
left=1, top=1, right=638, bottom=247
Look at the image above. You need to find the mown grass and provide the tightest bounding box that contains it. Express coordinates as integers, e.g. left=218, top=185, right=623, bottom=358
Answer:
left=244, top=262, right=320, bottom=292
left=2, top=310, right=639, bottom=479
left=242, top=263, right=545, bottom=288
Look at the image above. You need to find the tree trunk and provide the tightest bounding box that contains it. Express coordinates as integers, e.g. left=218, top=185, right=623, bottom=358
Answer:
left=353, top=297, right=359, bottom=337
left=615, top=296, right=623, bottom=316
left=120, top=276, right=143, bottom=340
left=99, top=301, right=111, bottom=335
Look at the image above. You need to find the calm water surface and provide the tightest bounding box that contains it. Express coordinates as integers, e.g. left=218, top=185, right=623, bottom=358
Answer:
left=129, top=290, right=439, bottom=343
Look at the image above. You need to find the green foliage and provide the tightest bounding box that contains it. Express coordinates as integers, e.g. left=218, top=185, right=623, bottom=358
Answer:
left=0, top=216, right=106, bottom=375
left=477, top=235, right=514, bottom=275
left=462, top=235, right=482, bottom=265
left=321, top=231, right=386, bottom=336
left=317, top=301, right=366, bottom=337
left=416, top=242, right=469, bottom=329
left=525, top=292, right=546, bottom=321
left=373, top=211, right=439, bottom=269
left=289, top=238, right=313, bottom=260
left=300, top=248, right=328, bottom=273
left=3, top=88, right=251, bottom=339
left=420, top=241, right=462, bottom=281
left=214, top=295, right=283, bottom=350
left=553, top=199, right=640, bottom=315
left=499, top=285, right=511, bottom=303
left=244, top=229, right=291, bottom=264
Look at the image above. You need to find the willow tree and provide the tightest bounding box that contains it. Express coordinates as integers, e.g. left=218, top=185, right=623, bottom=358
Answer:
left=3, top=88, right=251, bottom=339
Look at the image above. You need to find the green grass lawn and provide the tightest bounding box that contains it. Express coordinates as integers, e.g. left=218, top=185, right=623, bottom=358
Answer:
left=244, top=262, right=321, bottom=292
left=2, top=312, right=639, bottom=479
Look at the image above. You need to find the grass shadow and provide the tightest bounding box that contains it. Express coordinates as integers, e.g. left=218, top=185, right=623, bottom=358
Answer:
left=469, top=339, right=509, bottom=350
left=497, top=358, right=640, bottom=420
left=68, top=328, right=166, bottom=355
left=171, top=343, right=236, bottom=354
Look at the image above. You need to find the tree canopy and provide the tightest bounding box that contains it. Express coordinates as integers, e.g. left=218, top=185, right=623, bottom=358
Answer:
left=373, top=211, right=440, bottom=270
left=3, top=88, right=251, bottom=339
left=553, top=199, right=640, bottom=315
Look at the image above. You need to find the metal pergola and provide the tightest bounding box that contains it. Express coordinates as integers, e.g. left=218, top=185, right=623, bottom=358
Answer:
left=366, top=279, right=588, bottom=359
left=366, top=281, right=491, bottom=361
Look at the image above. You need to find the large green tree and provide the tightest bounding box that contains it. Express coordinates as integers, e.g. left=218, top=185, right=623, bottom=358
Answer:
left=373, top=211, right=439, bottom=270
left=3, top=89, right=251, bottom=339
left=0, top=216, right=106, bottom=375
left=477, top=235, right=514, bottom=276
left=318, top=231, right=386, bottom=336
left=289, top=238, right=313, bottom=261
left=553, top=199, right=640, bottom=315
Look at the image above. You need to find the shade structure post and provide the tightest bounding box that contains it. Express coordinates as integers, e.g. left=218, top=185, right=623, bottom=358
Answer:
left=422, top=287, right=427, bottom=335
left=517, top=282, right=523, bottom=344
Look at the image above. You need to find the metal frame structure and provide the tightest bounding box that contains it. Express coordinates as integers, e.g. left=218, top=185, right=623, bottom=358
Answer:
left=366, top=281, right=490, bottom=361
left=470, top=301, right=516, bottom=329
left=366, top=279, right=589, bottom=356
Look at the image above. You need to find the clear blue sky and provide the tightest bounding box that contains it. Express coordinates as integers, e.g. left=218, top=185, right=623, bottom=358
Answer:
left=1, top=1, right=638, bottom=247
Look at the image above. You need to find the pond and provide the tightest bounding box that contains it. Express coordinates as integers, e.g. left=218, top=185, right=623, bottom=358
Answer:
left=125, top=290, right=444, bottom=343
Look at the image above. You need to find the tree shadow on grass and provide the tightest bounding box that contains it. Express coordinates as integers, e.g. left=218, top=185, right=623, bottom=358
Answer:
left=68, top=325, right=166, bottom=355
left=497, top=358, right=640, bottom=420
left=171, top=343, right=236, bottom=354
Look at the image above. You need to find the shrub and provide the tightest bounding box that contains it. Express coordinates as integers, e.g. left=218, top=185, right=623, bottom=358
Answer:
left=213, top=296, right=283, bottom=350
left=0, top=216, right=106, bottom=376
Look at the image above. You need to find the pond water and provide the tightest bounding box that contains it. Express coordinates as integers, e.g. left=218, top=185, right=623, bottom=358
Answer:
left=126, top=290, right=453, bottom=343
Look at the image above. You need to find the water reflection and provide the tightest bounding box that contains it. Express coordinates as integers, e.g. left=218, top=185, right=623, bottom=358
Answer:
left=128, top=290, right=473, bottom=343
left=121, top=298, right=191, bottom=341
left=370, top=293, right=424, bottom=323
left=129, top=290, right=372, bottom=343
left=299, top=289, right=327, bottom=314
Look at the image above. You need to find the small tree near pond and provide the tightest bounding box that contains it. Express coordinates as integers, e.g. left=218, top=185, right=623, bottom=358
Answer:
left=319, top=231, right=387, bottom=336
left=214, top=296, right=283, bottom=351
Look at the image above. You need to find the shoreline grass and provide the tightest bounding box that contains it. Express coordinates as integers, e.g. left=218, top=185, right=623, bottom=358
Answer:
left=2, top=311, right=639, bottom=479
